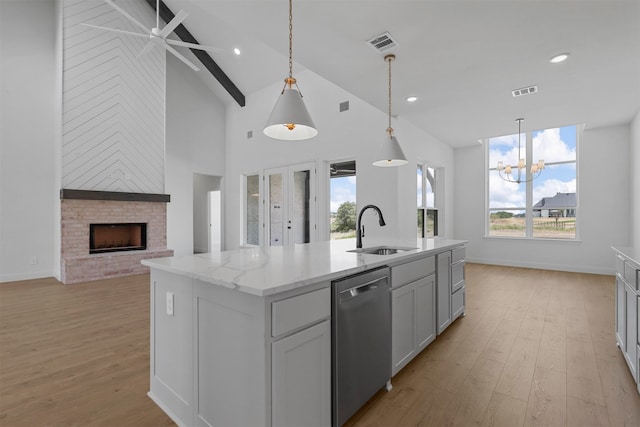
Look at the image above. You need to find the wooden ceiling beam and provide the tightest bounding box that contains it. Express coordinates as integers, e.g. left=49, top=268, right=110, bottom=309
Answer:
left=145, top=0, right=246, bottom=107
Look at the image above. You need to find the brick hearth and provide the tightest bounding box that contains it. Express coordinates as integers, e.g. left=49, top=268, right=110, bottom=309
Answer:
left=61, top=198, right=173, bottom=284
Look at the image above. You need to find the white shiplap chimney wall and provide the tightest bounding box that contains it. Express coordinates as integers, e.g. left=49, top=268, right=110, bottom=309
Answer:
left=61, top=0, right=165, bottom=194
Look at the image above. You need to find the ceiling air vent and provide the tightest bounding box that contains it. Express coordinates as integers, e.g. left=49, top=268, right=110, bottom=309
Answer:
left=367, top=32, right=397, bottom=52
left=512, top=85, right=538, bottom=98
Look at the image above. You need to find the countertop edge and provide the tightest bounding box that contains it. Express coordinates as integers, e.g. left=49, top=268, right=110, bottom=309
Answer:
left=612, top=246, right=640, bottom=269
left=143, top=239, right=467, bottom=297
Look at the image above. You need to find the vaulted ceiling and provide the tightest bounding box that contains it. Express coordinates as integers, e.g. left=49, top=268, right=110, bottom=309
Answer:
left=162, top=0, right=640, bottom=148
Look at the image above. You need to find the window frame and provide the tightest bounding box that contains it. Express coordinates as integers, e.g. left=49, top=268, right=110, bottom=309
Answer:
left=417, top=163, right=440, bottom=238
left=242, top=173, right=263, bottom=247
left=485, top=125, right=580, bottom=240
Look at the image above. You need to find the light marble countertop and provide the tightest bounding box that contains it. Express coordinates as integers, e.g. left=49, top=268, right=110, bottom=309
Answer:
left=142, top=237, right=467, bottom=296
left=612, top=246, right=640, bottom=269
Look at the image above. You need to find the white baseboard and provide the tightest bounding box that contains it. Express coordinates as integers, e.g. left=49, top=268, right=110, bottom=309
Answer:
left=465, top=256, right=615, bottom=276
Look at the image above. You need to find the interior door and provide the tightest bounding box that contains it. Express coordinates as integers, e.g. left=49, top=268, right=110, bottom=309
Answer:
left=265, top=162, right=316, bottom=247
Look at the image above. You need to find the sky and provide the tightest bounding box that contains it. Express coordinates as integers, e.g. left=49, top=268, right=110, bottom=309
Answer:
left=488, top=125, right=577, bottom=209
left=330, top=176, right=356, bottom=213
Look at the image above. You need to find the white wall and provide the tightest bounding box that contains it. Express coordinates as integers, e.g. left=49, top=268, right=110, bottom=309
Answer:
left=223, top=68, right=454, bottom=250
left=193, top=174, right=221, bottom=253
left=631, top=111, right=640, bottom=248
left=166, top=55, right=226, bottom=257
left=0, top=0, right=57, bottom=281
left=454, top=123, right=631, bottom=275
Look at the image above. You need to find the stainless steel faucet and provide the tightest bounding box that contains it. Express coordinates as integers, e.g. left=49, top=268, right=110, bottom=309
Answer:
left=356, top=205, right=386, bottom=248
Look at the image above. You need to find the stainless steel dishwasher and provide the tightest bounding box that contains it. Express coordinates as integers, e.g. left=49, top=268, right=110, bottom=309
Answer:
left=332, top=266, right=392, bottom=427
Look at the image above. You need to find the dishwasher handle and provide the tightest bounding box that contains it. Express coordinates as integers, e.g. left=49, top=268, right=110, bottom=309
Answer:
left=339, top=276, right=387, bottom=302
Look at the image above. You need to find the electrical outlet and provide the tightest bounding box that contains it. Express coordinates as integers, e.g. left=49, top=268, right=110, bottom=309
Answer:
left=166, top=292, right=174, bottom=316
left=30, top=256, right=38, bottom=265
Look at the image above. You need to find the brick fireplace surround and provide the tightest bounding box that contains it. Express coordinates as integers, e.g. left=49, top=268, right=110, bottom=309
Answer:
left=60, top=190, right=173, bottom=284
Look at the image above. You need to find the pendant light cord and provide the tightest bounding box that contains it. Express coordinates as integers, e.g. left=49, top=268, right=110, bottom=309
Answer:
left=281, top=0, right=303, bottom=96
left=288, top=0, right=293, bottom=80
left=388, top=56, right=392, bottom=132
left=385, top=54, right=395, bottom=136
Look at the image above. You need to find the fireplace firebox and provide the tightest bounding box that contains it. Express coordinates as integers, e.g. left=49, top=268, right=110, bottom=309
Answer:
left=90, top=223, right=147, bottom=254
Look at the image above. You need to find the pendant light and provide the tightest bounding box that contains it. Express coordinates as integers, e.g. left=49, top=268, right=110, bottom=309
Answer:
left=373, top=54, right=408, bottom=167
left=263, top=0, right=317, bottom=140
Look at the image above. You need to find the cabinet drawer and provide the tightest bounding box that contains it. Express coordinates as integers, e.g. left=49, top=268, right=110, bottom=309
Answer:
left=452, top=287, right=465, bottom=319
left=624, top=261, right=639, bottom=290
left=452, top=261, right=465, bottom=293
left=272, top=288, right=330, bottom=337
left=392, top=256, right=435, bottom=288
left=452, top=246, right=466, bottom=264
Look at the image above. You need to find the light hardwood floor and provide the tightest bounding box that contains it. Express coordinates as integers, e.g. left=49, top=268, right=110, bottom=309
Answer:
left=1, top=264, right=639, bottom=426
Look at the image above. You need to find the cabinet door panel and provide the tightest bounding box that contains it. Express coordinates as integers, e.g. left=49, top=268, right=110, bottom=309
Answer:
left=392, top=284, right=416, bottom=375
left=616, top=276, right=626, bottom=350
left=415, top=275, right=436, bottom=351
left=436, top=251, right=452, bottom=334
left=272, top=320, right=331, bottom=427
left=625, top=285, right=637, bottom=381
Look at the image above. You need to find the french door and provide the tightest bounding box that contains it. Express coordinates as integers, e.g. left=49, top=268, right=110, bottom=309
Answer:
left=265, top=162, right=317, bottom=247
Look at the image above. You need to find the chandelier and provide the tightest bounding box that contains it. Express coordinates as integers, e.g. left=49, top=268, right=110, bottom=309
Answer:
left=496, top=118, right=544, bottom=183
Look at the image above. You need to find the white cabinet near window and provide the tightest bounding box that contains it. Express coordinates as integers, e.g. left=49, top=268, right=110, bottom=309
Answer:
left=613, top=247, right=640, bottom=395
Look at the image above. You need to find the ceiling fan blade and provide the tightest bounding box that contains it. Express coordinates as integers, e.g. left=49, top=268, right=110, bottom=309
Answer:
left=165, top=39, right=223, bottom=53
left=137, top=40, right=157, bottom=58
left=104, top=0, right=150, bottom=34
left=164, top=43, right=200, bottom=71
left=81, top=23, right=149, bottom=38
left=159, top=9, right=188, bottom=39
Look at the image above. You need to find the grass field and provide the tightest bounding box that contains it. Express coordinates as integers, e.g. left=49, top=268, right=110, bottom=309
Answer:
left=490, top=217, right=576, bottom=238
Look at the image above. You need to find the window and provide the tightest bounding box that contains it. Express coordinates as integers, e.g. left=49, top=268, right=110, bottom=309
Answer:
left=244, top=174, right=261, bottom=245
left=329, top=160, right=356, bottom=240
left=417, top=164, right=439, bottom=237
left=487, top=125, right=578, bottom=239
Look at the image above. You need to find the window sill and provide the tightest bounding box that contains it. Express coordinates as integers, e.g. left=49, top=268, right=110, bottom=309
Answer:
left=483, top=236, right=582, bottom=244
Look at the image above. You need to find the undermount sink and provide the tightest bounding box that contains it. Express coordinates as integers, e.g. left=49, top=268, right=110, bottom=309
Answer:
left=347, top=246, right=416, bottom=255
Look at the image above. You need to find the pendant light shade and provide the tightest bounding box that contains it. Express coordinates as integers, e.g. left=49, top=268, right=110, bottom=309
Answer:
left=373, top=133, right=408, bottom=167
left=263, top=82, right=317, bottom=140
left=263, top=0, right=317, bottom=141
left=374, top=54, right=408, bottom=167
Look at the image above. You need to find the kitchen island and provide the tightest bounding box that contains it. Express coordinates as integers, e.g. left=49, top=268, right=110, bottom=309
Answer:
left=142, top=237, right=466, bottom=427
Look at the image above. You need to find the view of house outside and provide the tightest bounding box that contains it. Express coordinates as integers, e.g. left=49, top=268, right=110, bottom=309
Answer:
left=488, top=125, right=577, bottom=239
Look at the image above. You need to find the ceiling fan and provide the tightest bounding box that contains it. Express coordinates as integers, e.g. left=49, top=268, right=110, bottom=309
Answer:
left=81, top=0, right=221, bottom=71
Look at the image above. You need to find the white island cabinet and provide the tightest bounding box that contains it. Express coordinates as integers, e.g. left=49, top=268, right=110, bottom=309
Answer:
left=391, top=256, right=437, bottom=375
left=149, top=269, right=330, bottom=427
left=613, top=246, right=640, bottom=395
left=143, top=237, right=467, bottom=427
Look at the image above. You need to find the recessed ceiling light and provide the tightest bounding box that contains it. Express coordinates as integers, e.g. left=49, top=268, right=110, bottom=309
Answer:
left=550, top=53, right=569, bottom=63
left=406, top=96, right=418, bottom=102
left=233, top=47, right=241, bottom=55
